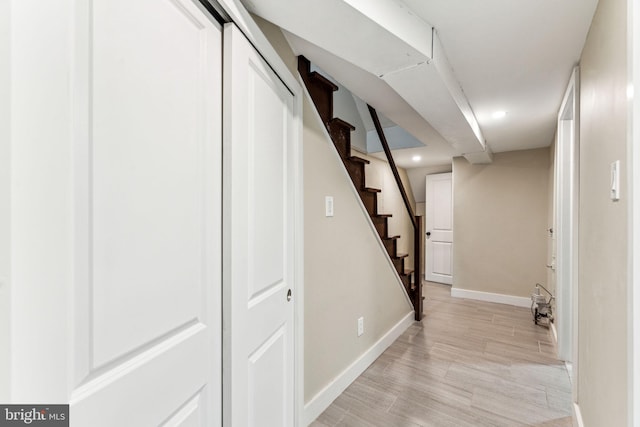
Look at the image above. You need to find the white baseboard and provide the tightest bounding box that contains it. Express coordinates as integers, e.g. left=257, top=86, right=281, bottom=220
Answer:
left=573, top=402, right=584, bottom=427
left=450, top=287, right=531, bottom=308
left=550, top=321, right=558, bottom=344
left=302, top=312, right=414, bottom=426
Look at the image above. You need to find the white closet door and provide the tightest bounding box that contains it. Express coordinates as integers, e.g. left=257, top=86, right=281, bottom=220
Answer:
left=13, top=0, right=223, bottom=425
left=223, top=23, right=296, bottom=427
left=73, top=1, right=222, bottom=424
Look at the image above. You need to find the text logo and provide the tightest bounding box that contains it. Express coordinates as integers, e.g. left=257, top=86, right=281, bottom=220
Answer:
left=0, top=405, right=68, bottom=426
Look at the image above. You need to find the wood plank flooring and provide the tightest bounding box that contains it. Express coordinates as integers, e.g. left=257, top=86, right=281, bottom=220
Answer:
left=311, top=282, right=573, bottom=427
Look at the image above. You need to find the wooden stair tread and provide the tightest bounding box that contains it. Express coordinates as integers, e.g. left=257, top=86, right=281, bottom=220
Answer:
left=309, top=71, right=338, bottom=92
left=349, top=156, right=370, bottom=164
left=362, top=187, right=381, bottom=193
left=328, top=117, right=355, bottom=131
left=298, top=55, right=423, bottom=322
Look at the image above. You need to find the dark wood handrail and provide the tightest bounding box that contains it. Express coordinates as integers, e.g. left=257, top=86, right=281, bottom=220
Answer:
left=368, top=105, right=417, bottom=229
left=414, top=216, right=423, bottom=321
left=368, top=104, right=423, bottom=320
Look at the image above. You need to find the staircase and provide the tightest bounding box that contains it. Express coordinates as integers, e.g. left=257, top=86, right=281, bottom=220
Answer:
left=298, top=56, right=422, bottom=319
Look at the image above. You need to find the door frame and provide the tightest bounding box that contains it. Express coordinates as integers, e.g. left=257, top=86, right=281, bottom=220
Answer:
left=628, top=0, right=639, bottom=424
left=0, top=0, right=10, bottom=403
left=554, top=67, right=579, bottom=397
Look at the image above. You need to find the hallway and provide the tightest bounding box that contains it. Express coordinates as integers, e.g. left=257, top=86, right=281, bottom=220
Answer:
left=311, top=282, right=572, bottom=426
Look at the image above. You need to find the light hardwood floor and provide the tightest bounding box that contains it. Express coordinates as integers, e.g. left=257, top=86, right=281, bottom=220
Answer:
left=311, top=282, right=573, bottom=427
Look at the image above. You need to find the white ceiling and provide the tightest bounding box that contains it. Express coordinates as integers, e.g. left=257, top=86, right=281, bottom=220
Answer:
left=405, top=0, right=598, bottom=155
left=245, top=0, right=598, bottom=168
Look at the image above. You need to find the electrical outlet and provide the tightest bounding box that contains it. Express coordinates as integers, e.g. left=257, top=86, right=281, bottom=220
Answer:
left=357, top=317, right=364, bottom=337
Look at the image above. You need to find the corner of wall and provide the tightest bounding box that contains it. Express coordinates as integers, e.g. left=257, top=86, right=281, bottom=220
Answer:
left=452, top=149, right=550, bottom=299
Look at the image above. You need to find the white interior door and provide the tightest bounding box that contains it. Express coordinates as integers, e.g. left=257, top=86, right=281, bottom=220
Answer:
left=12, top=0, right=223, bottom=425
left=425, top=173, right=453, bottom=285
left=223, top=24, right=297, bottom=427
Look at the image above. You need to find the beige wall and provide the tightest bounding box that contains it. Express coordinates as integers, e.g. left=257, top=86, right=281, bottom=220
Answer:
left=0, top=0, right=10, bottom=401
left=453, top=148, right=550, bottom=298
left=252, top=16, right=413, bottom=404
left=354, top=151, right=417, bottom=269
left=407, top=164, right=454, bottom=207
left=577, top=0, right=628, bottom=423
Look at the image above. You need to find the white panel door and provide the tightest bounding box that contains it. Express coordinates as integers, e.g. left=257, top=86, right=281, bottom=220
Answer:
left=69, top=0, right=222, bottom=425
left=425, top=173, right=453, bottom=285
left=223, top=24, right=296, bottom=427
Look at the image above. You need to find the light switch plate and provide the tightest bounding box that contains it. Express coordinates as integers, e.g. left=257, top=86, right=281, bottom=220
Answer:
left=325, top=196, right=334, bottom=217
left=611, top=160, right=620, bottom=201
left=357, top=317, right=364, bottom=337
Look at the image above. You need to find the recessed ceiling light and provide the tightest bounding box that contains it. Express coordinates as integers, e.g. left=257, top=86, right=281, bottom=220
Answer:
left=412, top=155, right=421, bottom=162
left=492, top=111, right=507, bottom=119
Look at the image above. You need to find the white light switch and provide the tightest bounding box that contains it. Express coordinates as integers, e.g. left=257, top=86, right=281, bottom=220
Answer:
left=611, top=160, right=620, bottom=201
left=325, top=196, right=334, bottom=217
left=357, top=317, right=364, bottom=337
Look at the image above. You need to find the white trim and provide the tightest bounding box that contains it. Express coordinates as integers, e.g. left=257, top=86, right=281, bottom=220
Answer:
left=0, top=0, right=10, bottom=402
left=551, top=322, right=558, bottom=344
left=573, top=402, right=585, bottom=427
left=450, top=288, right=531, bottom=308
left=293, top=61, right=305, bottom=427
left=628, top=1, right=639, bottom=426
left=565, top=361, right=573, bottom=380
left=555, top=66, right=580, bottom=372
left=302, top=312, right=414, bottom=426
left=215, top=0, right=301, bottom=98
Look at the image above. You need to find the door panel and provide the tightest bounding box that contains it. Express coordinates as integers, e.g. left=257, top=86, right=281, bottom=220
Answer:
left=223, top=23, right=296, bottom=427
left=426, top=173, right=453, bottom=285
left=432, top=241, right=452, bottom=276
left=248, top=327, right=286, bottom=427
left=70, top=0, right=222, bottom=425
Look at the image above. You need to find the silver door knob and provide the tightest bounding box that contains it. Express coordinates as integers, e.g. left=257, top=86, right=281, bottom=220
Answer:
left=287, top=289, right=292, bottom=302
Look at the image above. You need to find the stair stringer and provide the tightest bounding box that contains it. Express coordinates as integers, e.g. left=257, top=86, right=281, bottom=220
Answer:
left=300, top=80, right=414, bottom=310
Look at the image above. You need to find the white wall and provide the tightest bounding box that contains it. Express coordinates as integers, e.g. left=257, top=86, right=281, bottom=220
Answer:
left=577, top=0, right=629, bottom=423
left=0, top=0, right=11, bottom=402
